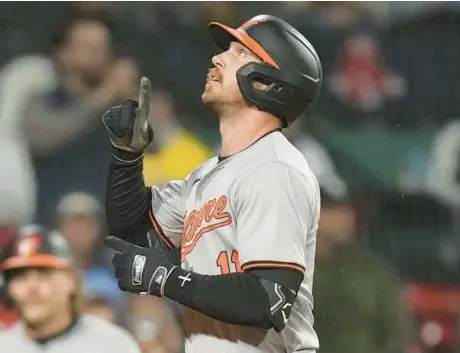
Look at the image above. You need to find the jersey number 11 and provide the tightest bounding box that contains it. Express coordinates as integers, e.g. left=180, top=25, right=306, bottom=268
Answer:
left=216, top=250, right=242, bottom=274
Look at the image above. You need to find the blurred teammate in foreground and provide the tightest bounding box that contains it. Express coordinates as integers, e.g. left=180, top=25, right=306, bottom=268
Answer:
left=0, top=225, right=140, bottom=353
left=103, top=14, right=322, bottom=353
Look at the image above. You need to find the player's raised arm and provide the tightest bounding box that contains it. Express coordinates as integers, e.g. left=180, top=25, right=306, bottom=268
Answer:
left=102, top=77, right=184, bottom=249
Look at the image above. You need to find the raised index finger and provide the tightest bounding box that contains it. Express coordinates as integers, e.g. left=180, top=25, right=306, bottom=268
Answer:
left=104, top=235, right=129, bottom=253
left=138, top=76, right=152, bottom=115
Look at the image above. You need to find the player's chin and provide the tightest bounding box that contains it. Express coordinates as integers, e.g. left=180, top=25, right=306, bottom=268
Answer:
left=201, top=91, right=216, bottom=105
left=201, top=82, right=222, bottom=103
left=20, top=305, right=49, bottom=325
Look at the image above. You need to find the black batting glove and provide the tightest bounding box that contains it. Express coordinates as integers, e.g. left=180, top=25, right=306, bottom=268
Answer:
left=102, top=77, right=154, bottom=159
left=104, top=231, right=178, bottom=297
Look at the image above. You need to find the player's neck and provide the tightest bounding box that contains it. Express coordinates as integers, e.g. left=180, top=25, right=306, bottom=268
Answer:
left=25, top=307, right=74, bottom=341
left=219, top=109, right=280, bottom=158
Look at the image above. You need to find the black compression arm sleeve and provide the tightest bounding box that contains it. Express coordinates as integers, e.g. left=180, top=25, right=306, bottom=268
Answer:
left=165, top=269, right=271, bottom=328
left=106, top=149, right=151, bottom=246
left=163, top=267, right=303, bottom=330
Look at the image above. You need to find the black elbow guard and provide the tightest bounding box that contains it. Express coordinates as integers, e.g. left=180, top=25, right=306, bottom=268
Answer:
left=259, top=278, right=296, bottom=332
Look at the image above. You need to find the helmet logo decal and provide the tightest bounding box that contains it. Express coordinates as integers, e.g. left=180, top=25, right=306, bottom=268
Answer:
left=16, top=235, right=42, bottom=256
left=240, top=16, right=268, bottom=31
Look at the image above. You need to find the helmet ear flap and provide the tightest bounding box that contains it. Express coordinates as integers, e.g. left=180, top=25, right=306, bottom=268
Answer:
left=237, top=62, right=308, bottom=127
left=237, top=62, right=282, bottom=95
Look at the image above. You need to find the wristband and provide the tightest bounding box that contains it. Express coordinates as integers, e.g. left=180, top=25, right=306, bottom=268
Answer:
left=112, top=147, right=143, bottom=163
left=148, top=263, right=177, bottom=297
left=163, top=267, right=204, bottom=305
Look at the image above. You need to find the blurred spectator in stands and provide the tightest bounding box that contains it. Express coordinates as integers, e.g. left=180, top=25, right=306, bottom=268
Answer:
left=85, top=297, right=116, bottom=323
left=284, top=122, right=410, bottom=352
left=426, top=118, right=460, bottom=208
left=129, top=296, right=183, bottom=353
left=55, top=192, right=109, bottom=270
left=0, top=301, right=16, bottom=330
left=77, top=1, right=108, bottom=14
left=307, top=2, right=375, bottom=30
left=56, top=192, right=129, bottom=325
left=0, top=56, right=56, bottom=230
left=426, top=118, right=460, bottom=277
left=0, top=56, right=56, bottom=329
left=201, top=2, right=236, bottom=24
left=83, top=267, right=124, bottom=324
left=21, top=10, right=138, bottom=227
left=143, top=89, right=212, bottom=187
left=313, top=185, right=410, bottom=353
left=0, top=227, right=18, bottom=329
left=327, top=33, right=406, bottom=115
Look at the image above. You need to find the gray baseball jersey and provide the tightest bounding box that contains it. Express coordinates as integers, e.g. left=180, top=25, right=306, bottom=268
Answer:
left=0, top=314, right=141, bottom=353
left=151, top=131, right=320, bottom=353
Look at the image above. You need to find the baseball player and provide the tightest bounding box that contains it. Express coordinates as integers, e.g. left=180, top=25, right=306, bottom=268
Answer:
left=102, top=15, right=322, bottom=353
left=0, top=225, right=140, bottom=353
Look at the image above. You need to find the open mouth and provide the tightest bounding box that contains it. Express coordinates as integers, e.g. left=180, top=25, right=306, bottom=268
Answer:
left=207, top=70, right=220, bottom=83
left=207, top=76, right=219, bottom=83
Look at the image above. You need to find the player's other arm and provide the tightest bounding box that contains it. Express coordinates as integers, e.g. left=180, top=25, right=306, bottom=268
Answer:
left=163, top=163, right=313, bottom=332
left=102, top=77, right=181, bottom=249
left=165, top=266, right=303, bottom=332
left=106, top=163, right=313, bottom=332
left=106, top=233, right=303, bottom=332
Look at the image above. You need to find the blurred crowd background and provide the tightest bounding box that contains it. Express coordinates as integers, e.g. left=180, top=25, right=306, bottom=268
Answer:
left=0, top=2, right=459, bottom=353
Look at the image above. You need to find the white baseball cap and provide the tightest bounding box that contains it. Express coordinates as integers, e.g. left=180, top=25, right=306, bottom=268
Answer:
left=56, top=192, right=102, bottom=218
